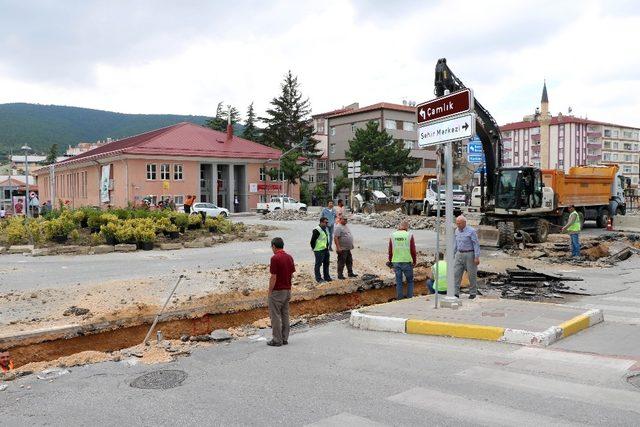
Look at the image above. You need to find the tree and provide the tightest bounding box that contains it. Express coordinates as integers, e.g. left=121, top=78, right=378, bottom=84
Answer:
left=241, top=102, right=260, bottom=141
left=205, top=103, right=240, bottom=132
left=204, top=102, right=226, bottom=132
left=44, top=144, right=58, bottom=165
left=346, top=121, right=421, bottom=176
left=260, top=71, right=320, bottom=192
left=332, top=165, right=351, bottom=198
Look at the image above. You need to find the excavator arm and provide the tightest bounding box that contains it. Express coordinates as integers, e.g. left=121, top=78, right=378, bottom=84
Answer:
left=434, top=58, right=502, bottom=198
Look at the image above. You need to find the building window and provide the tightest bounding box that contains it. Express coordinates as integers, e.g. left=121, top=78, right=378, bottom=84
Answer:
left=624, top=143, right=632, bottom=151
left=331, top=161, right=336, bottom=170
left=634, top=144, right=639, bottom=151
left=613, top=130, right=619, bottom=138
left=612, top=153, right=618, bottom=161
left=624, top=154, right=632, bottom=162
left=146, top=164, right=157, bottom=180
left=613, top=142, right=619, bottom=150
left=384, top=119, right=396, bottom=130
left=604, top=129, right=611, bottom=137
left=402, top=121, right=414, bottom=132
left=502, top=131, right=512, bottom=138
left=623, top=131, right=633, bottom=139
left=173, top=195, right=184, bottom=205
left=173, top=164, right=183, bottom=180
left=603, top=141, right=611, bottom=149
left=317, top=160, right=326, bottom=171
left=330, top=143, right=336, bottom=154
left=259, top=167, right=267, bottom=181
left=404, top=140, right=414, bottom=149
left=623, top=165, right=632, bottom=174
left=307, top=174, right=315, bottom=183
left=351, top=123, right=357, bottom=133
left=160, top=163, right=170, bottom=180
left=330, top=127, right=335, bottom=136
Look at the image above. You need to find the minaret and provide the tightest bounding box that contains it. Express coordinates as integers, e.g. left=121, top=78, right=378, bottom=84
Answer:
left=539, top=81, right=551, bottom=169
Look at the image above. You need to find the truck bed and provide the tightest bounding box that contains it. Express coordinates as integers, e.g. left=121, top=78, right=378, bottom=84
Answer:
left=542, top=166, right=616, bottom=207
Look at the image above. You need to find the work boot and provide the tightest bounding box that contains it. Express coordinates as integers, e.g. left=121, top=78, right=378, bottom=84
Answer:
left=316, top=279, right=325, bottom=284
left=324, top=277, right=333, bottom=282
left=348, top=273, right=358, bottom=278
left=337, top=275, right=346, bottom=280
left=469, top=294, right=476, bottom=300
left=266, top=340, right=282, bottom=347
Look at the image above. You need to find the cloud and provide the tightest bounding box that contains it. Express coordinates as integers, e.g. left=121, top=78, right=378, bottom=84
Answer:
left=0, top=0, right=638, bottom=128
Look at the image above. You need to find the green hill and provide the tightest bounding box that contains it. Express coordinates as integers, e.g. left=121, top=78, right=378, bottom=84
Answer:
left=0, top=103, right=220, bottom=156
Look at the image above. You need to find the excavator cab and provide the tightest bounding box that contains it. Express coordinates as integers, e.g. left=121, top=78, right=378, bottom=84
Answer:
left=495, top=167, right=543, bottom=211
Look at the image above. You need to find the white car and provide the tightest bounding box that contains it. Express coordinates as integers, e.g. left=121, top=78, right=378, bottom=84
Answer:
left=191, top=202, right=229, bottom=218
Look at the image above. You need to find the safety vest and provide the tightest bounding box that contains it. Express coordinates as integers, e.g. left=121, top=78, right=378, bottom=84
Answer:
left=433, top=260, right=447, bottom=292
left=314, top=226, right=328, bottom=251
left=567, top=211, right=581, bottom=233
left=391, top=230, right=413, bottom=263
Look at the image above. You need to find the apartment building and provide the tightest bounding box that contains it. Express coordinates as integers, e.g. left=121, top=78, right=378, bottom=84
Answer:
left=501, top=83, right=640, bottom=186
left=326, top=102, right=437, bottom=195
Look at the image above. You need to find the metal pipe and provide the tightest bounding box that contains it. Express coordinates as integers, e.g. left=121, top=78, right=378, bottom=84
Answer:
left=142, top=274, right=185, bottom=346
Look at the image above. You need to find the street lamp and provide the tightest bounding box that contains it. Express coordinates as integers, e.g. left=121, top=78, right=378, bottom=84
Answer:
left=21, top=145, right=31, bottom=217
left=262, top=158, right=273, bottom=202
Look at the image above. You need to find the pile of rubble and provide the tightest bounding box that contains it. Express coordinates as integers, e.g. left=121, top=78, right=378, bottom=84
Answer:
left=482, top=265, right=585, bottom=301
left=263, top=209, right=313, bottom=221
left=350, top=210, right=437, bottom=230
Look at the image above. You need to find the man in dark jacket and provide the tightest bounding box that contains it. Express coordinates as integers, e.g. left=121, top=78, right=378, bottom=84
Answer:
left=310, top=217, right=332, bottom=283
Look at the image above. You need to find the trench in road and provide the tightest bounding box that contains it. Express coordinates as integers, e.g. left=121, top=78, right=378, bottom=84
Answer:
left=9, top=281, right=427, bottom=368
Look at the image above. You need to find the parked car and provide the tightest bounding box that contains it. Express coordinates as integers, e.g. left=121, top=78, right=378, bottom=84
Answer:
left=256, top=196, right=307, bottom=214
left=191, top=202, right=229, bottom=218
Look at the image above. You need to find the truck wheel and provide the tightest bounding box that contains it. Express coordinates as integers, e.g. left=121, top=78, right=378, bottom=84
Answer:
left=533, top=220, right=549, bottom=243
left=299, top=207, right=307, bottom=212
left=404, top=202, right=412, bottom=216
left=596, top=209, right=609, bottom=228
left=498, top=222, right=515, bottom=247
left=423, top=203, right=430, bottom=216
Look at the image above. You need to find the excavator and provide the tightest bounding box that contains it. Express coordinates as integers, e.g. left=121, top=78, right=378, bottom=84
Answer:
left=433, top=58, right=626, bottom=247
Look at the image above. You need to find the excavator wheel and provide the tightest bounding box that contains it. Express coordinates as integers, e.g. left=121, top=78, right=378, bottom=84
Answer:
left=532, top=219, right=549, bottom=243
left=596, top=208, right=609, bottom=229
left=497, top=222, right=515, bottom=247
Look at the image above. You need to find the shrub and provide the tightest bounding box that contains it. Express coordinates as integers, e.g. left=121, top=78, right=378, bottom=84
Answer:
left=44, top=216, right=77, bottom=241
left=188, top=214, right=202, bottom=229
left=173, top=213, right=189, bottom=230
left=26, top=219, right=45, bottom=244
left=207, top=216, right=233, bottom=233
left=154, top=217, right=172, bottom=234
left=134, top=224, right=156, bottom=243
left=71, top=210, right=86, bottom=226
left=114, top=221, right=136, bottom=244
left=5, top=217, right=28, bottom=245
left=69, top=229, right=80, bottom=242
left=100, top=222, right=119, bottom=244
left=89, top=232, right=105, bottom=246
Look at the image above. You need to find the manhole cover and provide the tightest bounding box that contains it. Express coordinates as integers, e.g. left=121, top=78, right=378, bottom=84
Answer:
left=628, top=374, right=640, bottom=389
left=130, top=370, right=187, bottom=390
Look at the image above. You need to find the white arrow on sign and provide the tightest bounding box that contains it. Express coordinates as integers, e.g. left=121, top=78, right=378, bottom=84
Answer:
left=419, top=109, right=426, bottom=120
left=418, top=113, right=476, bottom=148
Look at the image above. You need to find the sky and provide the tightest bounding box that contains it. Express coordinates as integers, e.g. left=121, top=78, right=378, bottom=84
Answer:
left=1, top=0, right=639, bottom=126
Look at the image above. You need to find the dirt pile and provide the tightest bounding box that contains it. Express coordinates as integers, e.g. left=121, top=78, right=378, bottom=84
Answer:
left=263, top=210, right=313, bottom=221
left=350, top=210, right=437, bottom=230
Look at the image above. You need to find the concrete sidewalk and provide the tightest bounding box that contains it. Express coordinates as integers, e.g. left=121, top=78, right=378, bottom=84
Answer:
left=350, top=297, right=603, bottom=346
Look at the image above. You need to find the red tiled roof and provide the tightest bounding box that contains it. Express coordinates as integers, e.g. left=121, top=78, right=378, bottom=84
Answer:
left=312, top=107, right=355, bottom=118
left=56, top=123, right=281, bottom=166
left=327, top=102, right=416, bottom=118
left=500, top=115, right=638, bottom=131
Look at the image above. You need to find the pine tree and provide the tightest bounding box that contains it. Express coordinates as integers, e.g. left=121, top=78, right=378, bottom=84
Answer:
left=241, top=102, right=260, bottom=141
left=204, top=102, right=227, bottom=132
left=44, top=144, right=58, bottom=165
left=260, top=71, right=320, bottom=192
left=346, top=121, right=420, bottom=176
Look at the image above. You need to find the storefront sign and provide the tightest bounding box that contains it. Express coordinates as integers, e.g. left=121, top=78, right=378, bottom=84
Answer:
left=257, top=183, right=282, bottom=191
left=100, top=165, right=110, bottom=203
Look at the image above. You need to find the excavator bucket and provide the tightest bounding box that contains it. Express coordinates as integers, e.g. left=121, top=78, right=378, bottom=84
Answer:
left=477, top=225, right=500, bottom=247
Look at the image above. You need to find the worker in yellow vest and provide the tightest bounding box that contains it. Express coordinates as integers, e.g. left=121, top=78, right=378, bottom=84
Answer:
left=388, top=221, right=417, bottom=299
left=310, top=217, right=332, bottom=283
left=427, top=252, right=447, bottom=294
left=562, top=205, right=581, bottom=257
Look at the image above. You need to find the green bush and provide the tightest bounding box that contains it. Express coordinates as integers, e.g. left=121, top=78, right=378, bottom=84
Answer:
left=173, top=213, right=189, bottom=230
left=188, top=214, right=202, bottom=228
left=44, top=216, right=77, bottom=241
left=207, top=216, right=233, bottom=233
left=100, top=222, right=119, bottom=244
left=72, top=210, right=86, bottom=225
left=134, top=223, right=156, bottom=243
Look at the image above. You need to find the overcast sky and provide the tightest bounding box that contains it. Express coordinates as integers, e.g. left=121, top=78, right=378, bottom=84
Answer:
left=1, top=0, right=639, bottom=126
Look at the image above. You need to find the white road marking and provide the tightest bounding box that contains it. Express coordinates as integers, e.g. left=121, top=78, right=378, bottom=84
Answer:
left=511, top=347, right=635, bottom=371
left=388, top=387, right=580, bottom=426
left=305, top=412, right=387, bottom=426
left=456, top=367, right=640, bottom=413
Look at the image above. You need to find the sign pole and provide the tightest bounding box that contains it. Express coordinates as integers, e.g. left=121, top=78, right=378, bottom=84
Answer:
left=434, top=147, right=442, bottom=309
left=440, top=140, right=460, bottom=308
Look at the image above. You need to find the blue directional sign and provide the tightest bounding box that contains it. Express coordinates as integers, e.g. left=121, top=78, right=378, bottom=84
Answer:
left=467, top=136, right=483, bottom=154
left=475, top=166, right=487, bottom=174
left=468, top=154, right=484, bottom=164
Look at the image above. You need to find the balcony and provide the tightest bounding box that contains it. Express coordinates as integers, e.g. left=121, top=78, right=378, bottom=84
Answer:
left=587, top=131, right=601, bottom=138
left=531, top=134, right=540, bottom=142
left=531, top=144, right=541, bottom=152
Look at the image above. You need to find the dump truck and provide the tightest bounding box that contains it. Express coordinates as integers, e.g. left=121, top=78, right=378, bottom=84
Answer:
left=485, top=164, right=626, bottom=246
left=401, top=174, right=465, bottom=215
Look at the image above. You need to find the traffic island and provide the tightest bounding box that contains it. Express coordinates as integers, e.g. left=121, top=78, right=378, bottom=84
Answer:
left=350, top=297, right=603, bottom=346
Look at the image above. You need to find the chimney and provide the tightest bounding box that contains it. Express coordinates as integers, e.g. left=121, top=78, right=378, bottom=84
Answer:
left=226, top=106, right=233, bottom=142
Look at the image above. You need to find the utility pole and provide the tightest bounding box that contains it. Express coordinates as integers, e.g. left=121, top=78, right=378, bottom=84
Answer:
left=22, top=145, right=32, bottom=217
left=439, top=140, right=460, bottom=308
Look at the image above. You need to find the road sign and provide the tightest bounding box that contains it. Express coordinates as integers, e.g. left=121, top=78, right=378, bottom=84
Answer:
left=416, top=88, right=473, bottom=124
left=467, top=142, right=483, bottom=154
left=475, top=165, right=487, bottom=174
left=418, top=113, right=476, bottom=148
left=347, top=173, right=361, bottom=179
left=467, top=154, right=484, bottom=164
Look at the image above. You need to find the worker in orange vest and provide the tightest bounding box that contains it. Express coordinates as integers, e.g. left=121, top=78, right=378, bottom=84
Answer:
left=1, top=349, right=13, bottom=372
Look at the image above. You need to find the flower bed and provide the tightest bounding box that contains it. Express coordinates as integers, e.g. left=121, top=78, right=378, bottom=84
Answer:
left=0, top=207, right=244, bottom=252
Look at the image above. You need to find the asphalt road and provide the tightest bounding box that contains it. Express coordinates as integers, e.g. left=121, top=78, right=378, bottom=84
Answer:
left=1, top=319, right=638, bottom=426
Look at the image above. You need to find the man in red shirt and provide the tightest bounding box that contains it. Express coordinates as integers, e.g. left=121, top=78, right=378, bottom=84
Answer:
left=267, top=237, right=295, bottom=347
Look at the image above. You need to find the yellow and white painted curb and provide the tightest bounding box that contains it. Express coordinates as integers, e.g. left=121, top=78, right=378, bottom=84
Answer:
left=349, top=308, right=604, bottom=347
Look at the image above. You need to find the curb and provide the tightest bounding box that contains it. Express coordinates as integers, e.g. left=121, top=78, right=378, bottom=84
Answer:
left=349, top=308, right=604, bottom=347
